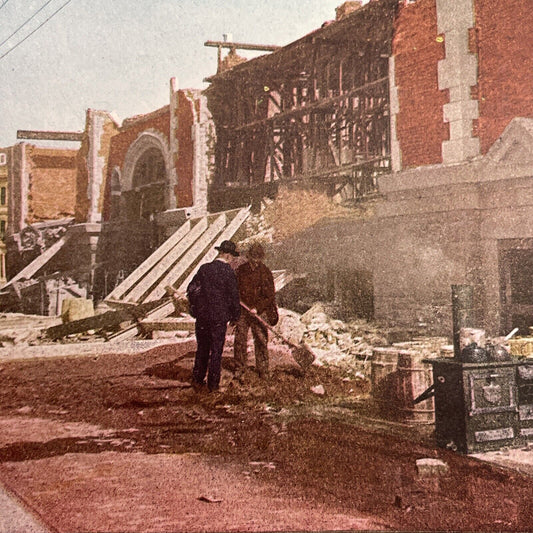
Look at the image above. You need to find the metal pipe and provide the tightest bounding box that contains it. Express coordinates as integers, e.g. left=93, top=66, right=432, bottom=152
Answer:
left=451, top=284, right=474, bottom=359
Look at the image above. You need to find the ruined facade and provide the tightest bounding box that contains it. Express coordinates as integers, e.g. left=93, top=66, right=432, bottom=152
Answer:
left=206, top=0, right=533, bottom=337
left=1, top=79, right=214, bottom=314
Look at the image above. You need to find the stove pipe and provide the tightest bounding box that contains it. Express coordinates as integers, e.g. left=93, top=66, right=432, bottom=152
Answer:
left=451, top=284, right=474, bottom=359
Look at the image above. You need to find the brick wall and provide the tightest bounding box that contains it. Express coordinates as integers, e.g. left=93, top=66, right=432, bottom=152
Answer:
left=103, top=107, right=170, bottom=220
left=26, top=146, right=77, bottom=222
left=174, top=90, right=195, bottom=207
left=474, top=0, right=533, bottom=154
left=393, top=0, right=448, bottom=168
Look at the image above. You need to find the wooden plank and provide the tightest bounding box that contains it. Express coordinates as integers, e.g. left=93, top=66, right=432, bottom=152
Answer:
left=204, top=40, right=280, bottom=52
left=124, top=218, right=208, bottom=304
left=17, top=130, right=84, bottom=142
left=4, top=235, right=69, bottom=288
left=45, top=310, right=132, bottom=340
left=106, top=220, right=192, bottom=301
left=107, top=300, right=176, bottom=342
left=108, top=207, right=250, bottom=341
left=178, top=206, right=251, bottom=292
left=144, top=214, right=227, bottom=302
left=140, top=317, right=195, bottom=333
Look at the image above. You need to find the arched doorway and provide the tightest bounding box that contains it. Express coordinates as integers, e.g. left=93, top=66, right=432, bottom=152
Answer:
left=121, top=132, right=173, bottom=221
left=128, top=147, right=166, bottom=220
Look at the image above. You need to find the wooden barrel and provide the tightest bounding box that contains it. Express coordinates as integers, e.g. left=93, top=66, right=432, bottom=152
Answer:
left=396, top=350, right=435, bottom=425
left=371, top=347, right=399, bottom=411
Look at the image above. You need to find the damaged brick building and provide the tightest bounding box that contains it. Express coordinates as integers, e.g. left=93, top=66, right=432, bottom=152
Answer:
left=1, top=80, right=214, bottom=314
left=204, top=0, right=533, bottom=337
left=3, top=0, right=533, bottom=340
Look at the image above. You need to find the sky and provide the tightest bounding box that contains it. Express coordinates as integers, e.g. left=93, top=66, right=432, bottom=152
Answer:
left=0, top=0, right=354, bottom=148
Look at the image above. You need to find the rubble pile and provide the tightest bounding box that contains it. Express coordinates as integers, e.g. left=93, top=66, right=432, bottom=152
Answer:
left=276, top=303, right=388, bottom=372
left=0, top=313, right=61, bottom=347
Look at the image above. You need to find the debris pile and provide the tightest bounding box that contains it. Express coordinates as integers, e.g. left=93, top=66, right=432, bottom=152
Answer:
left=0, top=313, right=61, bottom=347
left=275, top=303, right=388, bottom=371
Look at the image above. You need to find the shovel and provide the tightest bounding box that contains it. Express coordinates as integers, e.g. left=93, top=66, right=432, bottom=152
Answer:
left=240, top=302, right=315, bottom=371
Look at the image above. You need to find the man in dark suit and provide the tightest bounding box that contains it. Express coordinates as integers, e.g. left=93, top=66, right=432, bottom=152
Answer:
left=188, top=240, right=241, bottom=392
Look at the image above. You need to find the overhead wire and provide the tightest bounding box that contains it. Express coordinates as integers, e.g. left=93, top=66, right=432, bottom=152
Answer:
left=0, top=0, right=56, bottom=49
left=0, top=0, right=74, bottom=61
left=0, top=0, right=10, bottom=12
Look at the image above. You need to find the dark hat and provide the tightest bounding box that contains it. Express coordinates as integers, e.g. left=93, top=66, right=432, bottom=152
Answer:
left=246, top=242, right=265, bottom=260
left=215, top=240, right=239, bottom=256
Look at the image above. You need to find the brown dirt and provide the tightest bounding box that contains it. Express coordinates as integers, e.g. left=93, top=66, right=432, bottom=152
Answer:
left=0, top=343, right=532, bottom=532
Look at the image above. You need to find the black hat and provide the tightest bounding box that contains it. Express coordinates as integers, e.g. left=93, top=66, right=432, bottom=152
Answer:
left=215, top=240, right=239, bottom=256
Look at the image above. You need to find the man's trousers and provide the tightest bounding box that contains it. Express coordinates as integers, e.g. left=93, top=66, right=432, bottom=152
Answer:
left=192, top=319, right=228, bottom=391
left=234, top=311, right=269, bottom=378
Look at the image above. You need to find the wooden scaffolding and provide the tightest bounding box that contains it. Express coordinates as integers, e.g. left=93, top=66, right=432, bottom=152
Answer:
left=205, top=0, right=398, bottom=205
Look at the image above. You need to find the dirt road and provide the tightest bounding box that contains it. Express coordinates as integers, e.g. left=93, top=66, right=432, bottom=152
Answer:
left=0, top=341, right=532, bottom=531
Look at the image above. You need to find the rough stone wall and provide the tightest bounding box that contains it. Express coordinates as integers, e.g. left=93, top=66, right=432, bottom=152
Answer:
left=392, top=0, right=448, bottom=168
left=474, top=0, right=533, bottom=154
left=25, top=146, right=77, bottom=223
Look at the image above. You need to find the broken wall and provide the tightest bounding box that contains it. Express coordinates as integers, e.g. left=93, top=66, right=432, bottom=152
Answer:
left=7, top=143, right=77, bottom=234
left=26, top=146, right=78, bottom=222
left=75, top=109, right=120, bottom=223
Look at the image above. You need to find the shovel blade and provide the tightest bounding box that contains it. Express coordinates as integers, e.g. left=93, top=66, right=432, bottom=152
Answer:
left=292, top=343, right=315, bottom=370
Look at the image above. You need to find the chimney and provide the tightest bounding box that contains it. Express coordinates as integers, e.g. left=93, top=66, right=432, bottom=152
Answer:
left=335, top=1, right=363, bottom=20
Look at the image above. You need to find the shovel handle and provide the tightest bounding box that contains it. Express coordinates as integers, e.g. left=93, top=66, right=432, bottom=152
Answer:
left=239, top=302, right=292, bottom=345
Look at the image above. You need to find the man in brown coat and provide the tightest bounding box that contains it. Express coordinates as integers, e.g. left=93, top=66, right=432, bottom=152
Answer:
left=234, top=243, right=277, bottom=379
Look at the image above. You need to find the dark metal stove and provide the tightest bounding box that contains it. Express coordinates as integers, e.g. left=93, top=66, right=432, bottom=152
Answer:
left=425, top=359, right=533, bottom=454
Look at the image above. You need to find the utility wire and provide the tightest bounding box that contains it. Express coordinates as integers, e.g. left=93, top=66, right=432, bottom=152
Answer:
left=0, top=0, right=74, bottom=61
left=0, top=0, right=10, bottom=12
left=0, top=0, right=55, bottom=49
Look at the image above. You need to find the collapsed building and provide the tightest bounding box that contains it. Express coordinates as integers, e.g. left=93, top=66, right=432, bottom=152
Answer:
left=2, top=0, right=533, bottom=342
left=204, top=0, right=533, bottom=337
left=1, top=81, right=215, bottom=316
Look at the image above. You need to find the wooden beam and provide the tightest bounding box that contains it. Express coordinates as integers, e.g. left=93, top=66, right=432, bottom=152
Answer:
left=125, top=218, right=208, bottom=304
left=108, top=207, right=251, bottom=341
left=106, top=300, right=176, bottom=342
left=205, top=40, right=280, bottom=52
left=4, top=235, right=69, bottom=288
left=17, top=130, right=84, bottom=142
left=178, top=206, right=250, bottom=292
left=105, top=220, right=191, bottom=301
left=144, top=214, right=227, bottom=302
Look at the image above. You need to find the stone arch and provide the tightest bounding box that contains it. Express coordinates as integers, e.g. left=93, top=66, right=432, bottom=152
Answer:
left=121, top=130, right=174, bottom=220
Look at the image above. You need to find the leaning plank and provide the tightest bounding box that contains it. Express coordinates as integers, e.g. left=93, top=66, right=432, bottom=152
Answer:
left=178, top=206, right=251, bottom=292
left=144, top=213, right=227, bottom=302
left=45, top=310, right=133, bottom=340
left=108, top=207, right=251, bottom=341
left=107, top=300, right=176, bottom=342
left=45, top=298, right=171, bottom=340
left=106, top=220, right=191, bottom=302
left=125, top=217, right=208, bottom=304
left=4, top=235, right=69, bottom=287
